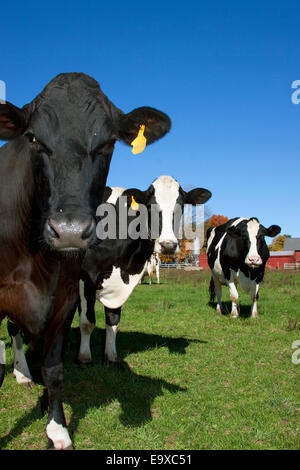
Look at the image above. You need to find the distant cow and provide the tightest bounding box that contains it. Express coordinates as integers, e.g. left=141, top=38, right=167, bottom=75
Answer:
left=207, top=217, right=281, bottom=318
left=141, top=253, right=160, bottom=285
left=78, top=176, right=212, bottom=365
left=0, top=72, right=171, bottom=449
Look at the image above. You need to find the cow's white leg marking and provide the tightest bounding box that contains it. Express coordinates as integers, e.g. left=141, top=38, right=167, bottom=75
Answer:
left=0, top=341, right=5, bottom=386
left=105, top=324, right=119, bottom=363
left=47, top=418, right=72, bottom=450
left=251, top=282, right=259, bottom=318
left=213, top=275, right=223, bottom=314
left=228, top=281, right=239, bottom=318
left=0, top=341, right=5, bottom=365
left=156, top=263, right=160, bottom=284
left=78, top=280, right=95, bottom=364
left=12, top=331, right=32, bottom=384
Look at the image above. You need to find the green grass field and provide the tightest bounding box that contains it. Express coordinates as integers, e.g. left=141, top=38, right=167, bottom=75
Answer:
left=0, top=270, right=299, bottom=450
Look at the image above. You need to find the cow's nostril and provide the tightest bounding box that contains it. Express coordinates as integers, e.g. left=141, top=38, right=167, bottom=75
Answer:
left=81, top=219, right=95, bottom=240
left=47, top=220, right=60, bottom=239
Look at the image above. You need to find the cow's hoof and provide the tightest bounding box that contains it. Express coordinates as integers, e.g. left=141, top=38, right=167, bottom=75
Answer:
left=48, top=443, right=74, bottom=450
left=77, top=355, right=93, bottom=365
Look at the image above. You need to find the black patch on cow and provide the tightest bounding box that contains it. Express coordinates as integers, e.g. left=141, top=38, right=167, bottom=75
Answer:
left=104, top=306, right=121, bottom=326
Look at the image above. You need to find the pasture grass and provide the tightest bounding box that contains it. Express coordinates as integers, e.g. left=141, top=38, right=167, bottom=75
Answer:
left=0, top=270, right=299, bottom=450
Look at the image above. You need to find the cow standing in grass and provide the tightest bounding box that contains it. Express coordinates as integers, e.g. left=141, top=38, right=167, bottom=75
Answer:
left=0, top=72, right=171, bottom=449
left=207, top=217, right=281, bottom=318
left=141, top=253, right=160, bottom=285
left=78, top=176, right=212, bottom=365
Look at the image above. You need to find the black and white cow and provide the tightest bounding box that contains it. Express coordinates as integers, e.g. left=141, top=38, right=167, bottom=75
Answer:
left=11, top=176, right=211, bottom=377
left=207, top=217, right=281, bottom=318
left=141, top=253, right=160, bottom=285
left=78, top=176, right=212, bottom=364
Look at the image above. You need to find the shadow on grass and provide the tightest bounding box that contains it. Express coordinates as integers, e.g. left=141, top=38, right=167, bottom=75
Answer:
left=208, top=301, right=253, bottom=318
left=0, top=328, right=207, bottom=449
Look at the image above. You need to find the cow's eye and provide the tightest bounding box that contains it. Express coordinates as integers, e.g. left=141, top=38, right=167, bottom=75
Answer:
left=25, top=132, right=51, bottom=155
left=25, top=132, right=38, bottom=144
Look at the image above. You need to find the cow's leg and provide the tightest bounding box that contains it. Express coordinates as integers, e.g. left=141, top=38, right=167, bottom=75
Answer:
left=212, top=275, right=223, bottom=314
left=104, top=306, right=121, bottom=364
left=42, top=341, right=72, bottom=450
left=156, top=265, right=160, bottom=284
left=149, top=274, right=152, bottom=285
left=250, top=282, right=259, bottom=318
left=78, top=279, right=96, bottom=364
left=42, top=262, right=80, bottom=450
left=7, top=320, right=32, bottom=385
left=42, top=305, right=77, bottom=449
left=0, top=340, right=5, bottom=387
left=228, top=281, right=239, bottom=318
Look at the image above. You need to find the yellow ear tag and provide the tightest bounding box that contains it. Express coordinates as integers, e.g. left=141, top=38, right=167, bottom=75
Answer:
left=131, top=124, right=146, bottom=155
left=131, top=195, right=139, bottom=211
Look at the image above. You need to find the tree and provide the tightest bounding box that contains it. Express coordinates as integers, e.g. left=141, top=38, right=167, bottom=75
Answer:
left=201, top=214, right=229, bottom=253
left=269, top=235, right=287, bottom=251
left=177, top=239, right=193, bottom=264
left=208, top=214, right=229, bottom=227
left=158, top=253, right=176, bottom=264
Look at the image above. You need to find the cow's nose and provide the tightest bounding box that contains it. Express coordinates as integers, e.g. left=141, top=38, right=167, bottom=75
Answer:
left=160, top=240, right=178, bottom=254
left=246, top=255, right=262, bottom=266
left=46, top=216, right=96, bottom=251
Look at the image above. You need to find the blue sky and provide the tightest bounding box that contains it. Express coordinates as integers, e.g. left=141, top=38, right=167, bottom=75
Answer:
left=1, top=0, right=300, bottom=236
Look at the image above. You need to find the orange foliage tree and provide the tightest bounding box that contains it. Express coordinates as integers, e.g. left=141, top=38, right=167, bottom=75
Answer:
left=201, top=214, right=229, bottom=253
left=269, top=235, right=286, bottom=251
left=208, top=214, right=229, bottom=227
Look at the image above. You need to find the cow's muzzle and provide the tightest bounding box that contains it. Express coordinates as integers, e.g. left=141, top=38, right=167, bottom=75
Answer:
left=245, top=255, right=262, bottom=267
left=45, top=215, right=96, bottom=251
left=159, top=240, right=178, bottom=255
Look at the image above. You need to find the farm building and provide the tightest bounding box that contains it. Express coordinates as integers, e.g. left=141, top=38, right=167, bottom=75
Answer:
left=198, top=237, right=300, bottom=270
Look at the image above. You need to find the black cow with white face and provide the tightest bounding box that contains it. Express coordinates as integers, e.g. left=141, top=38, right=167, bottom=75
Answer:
left=207, top=217, right=281, bottom=318
left=0, top=72, right=171, bottom=449
left=77, top=175, right=212, bottom=365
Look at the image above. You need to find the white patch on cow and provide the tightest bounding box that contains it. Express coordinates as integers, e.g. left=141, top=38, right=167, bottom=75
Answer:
left=152, top=176, right=180, bottom=252
left=97, top=266, right=145, bottom=309
left=78, top=280, right=94, bottom=363
left=237, top=272, right=260, bottom=317
left=245, top=219, right=262, bottom=266
left=250, top=283, right=260, bottom=318
left=0, top=341, right=5, bottom=365
left=206, top=227, right=216, bottom=251
left=238, top=270, right=253, bottom=293
left=107, top=187, right=125, bottom=204
left=212, top=218, right=248, bottom=280
left=105, top=325, right=118, bottom=362
left=12, top=331, right=32, bottom=384
left=47, top=418, right=72, bottom=449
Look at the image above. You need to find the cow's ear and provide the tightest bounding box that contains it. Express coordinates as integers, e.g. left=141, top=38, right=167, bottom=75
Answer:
left=118, top=107, right=171, bottom=146
left=102, top=187, right=112, bottom=203
left=0, top=102, right=27, bottom=140
left=185, top=188, right=212, bottom=205
left=123, top=188, right=148, bottom=206
left=227, top=226, right=242, bottom=238
left=264, top=225, right=281, bottom=237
